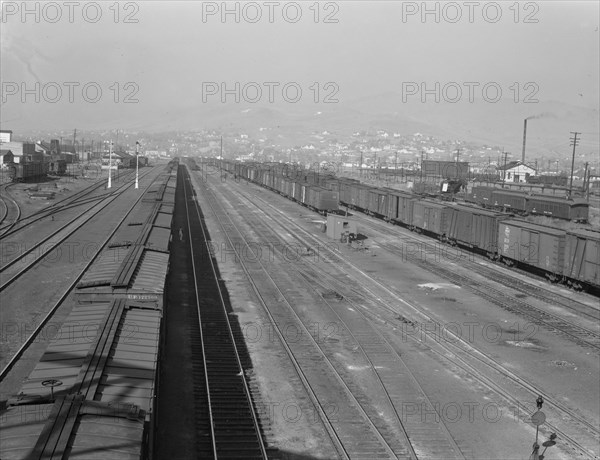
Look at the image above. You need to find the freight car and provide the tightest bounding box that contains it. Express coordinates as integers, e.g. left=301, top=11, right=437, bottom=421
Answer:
left=527, top=195, right=589, bottom=222
left=7, top=161, right=50, bottom=182
left=497, top=219, right=567, bottom=281
left=444, top=204, right=509, bottom=257
left=206, top=159, right=597, bottom=292
left=0, top=164, right=176, bottom=460
left=563, top=229, right=600, bottom=290
left=468, top=186, right=589, bottom=222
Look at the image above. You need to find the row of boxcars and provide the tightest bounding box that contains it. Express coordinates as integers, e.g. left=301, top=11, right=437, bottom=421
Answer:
left=0, top=159, right=179, bottom=460
left=467, top=185, right=589, bottom=222
left=212, top=159, right=599, bottom=292
left=226, top=160, right=340, bottom=214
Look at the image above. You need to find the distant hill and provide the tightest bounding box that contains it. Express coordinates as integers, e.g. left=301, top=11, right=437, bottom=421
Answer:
left=7, top=92, right=598, bottom=158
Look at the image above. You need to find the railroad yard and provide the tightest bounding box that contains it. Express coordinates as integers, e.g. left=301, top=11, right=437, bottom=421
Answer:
left=1, top=160, right=599, bottom=460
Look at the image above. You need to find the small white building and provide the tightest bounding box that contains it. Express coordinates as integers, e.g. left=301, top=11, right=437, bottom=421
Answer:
left=496, top=161, right=537, bottom=183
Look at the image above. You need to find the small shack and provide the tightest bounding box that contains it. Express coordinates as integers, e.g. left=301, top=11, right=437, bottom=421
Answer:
left=326, top=214, right=358, bottom=241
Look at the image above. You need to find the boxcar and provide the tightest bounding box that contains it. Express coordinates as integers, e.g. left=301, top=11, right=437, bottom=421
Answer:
left=8, top=161, right=50, bottom=182
left=527, top=195, right=589, bottom=222
left=563, top=229, right=600, bottom=289
left=498, top=220, right=566, bottom=280
left=367, top=188, right=388, bottom=217
left=304, top=185, right=339, bottom=213
left=411, top=200, right=449, bottom=235
left=491, top=190, right=528, bottom=213
left=445, top=204, right=508, bottom=256
left=386, top=190, right=415, bottom=225
left=468, top=185, right=495, bottom=207
left=412, top=181, right=440, bottom=196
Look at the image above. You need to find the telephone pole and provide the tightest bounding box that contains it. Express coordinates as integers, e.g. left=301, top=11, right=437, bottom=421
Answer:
left=502, top=150, right=509, bottom=185
left=569, top=132, right=580, bottom=197
left=583, top=161, right=589, bottom=199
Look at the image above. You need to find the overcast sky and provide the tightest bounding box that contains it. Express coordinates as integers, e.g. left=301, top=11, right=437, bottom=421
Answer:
left=1, top=1, right=598, bottom=131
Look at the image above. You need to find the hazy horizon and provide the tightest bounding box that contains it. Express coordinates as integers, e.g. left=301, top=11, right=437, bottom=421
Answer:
left=1, top=0, right=599, bottom=154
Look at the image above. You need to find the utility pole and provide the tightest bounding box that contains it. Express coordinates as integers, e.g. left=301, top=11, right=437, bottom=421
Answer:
left=108, top=141, right=113, bottom=189
left=583, top=162, right=589, bottom=199
left=73, top=129, right=77, bottom=159
left=420, top=149, right=425, bottom=183
left=502, top=150, right=509, bottom=185
left=569, top=132, right=580, bottom=197
left=395, top=150, right=398, bottom=183
left=135, top=141, right=140, bottom=189
left=360, top=152, right=363, bottom=178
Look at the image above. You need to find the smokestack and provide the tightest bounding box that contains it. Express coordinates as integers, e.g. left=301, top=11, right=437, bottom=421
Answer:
left=522, top=118, right=527, bottom=164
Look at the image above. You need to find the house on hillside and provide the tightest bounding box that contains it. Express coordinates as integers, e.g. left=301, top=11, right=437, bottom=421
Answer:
left=496, top=161, right=536, bottom=183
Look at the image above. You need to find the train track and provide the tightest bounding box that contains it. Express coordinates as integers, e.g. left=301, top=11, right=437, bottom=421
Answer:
left=0, top=167, right=163, bottom=382
left=215, top=176, right=599, bottom=459
left=180, top=167, right=269, bottom=458
left=353, top=210, right=599, bottom=316
left=194, top=171, right=406, bottom=459
left=192, top=168, right=464, bottom=460
left=0, top=168, right=154, bottom=291
left=0, top=169, right=135, bottom=239
left=210, top=179, right=468, bottom=460
left=0, top=184, right=21, bottom=237
left=345, top=213, right=600, bottom=351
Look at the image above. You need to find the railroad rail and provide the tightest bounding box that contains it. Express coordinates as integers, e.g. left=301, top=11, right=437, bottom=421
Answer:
left=192, top=167, right=419, bottom=459
left=0, top=168, right=154, bottom=291
left=0, top=167, right=163, bottom=382
left=0, top=169, right=135, bottom=239
left=181, top=166, right=268, bottom=459
left=210, top=177, right=467, bottom=460
left=353, top=211, right=599, bottom=319
left=345, top=213, right=600, bottom=351
left=0, top=183, right=21, bottom=237
left=214, top=173, right=599, bottom=459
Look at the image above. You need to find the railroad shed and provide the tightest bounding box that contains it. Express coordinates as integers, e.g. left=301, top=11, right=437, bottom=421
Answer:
left=327, top=214, right=358, bottom=240
left=496, top=161, right=536, bottom=183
